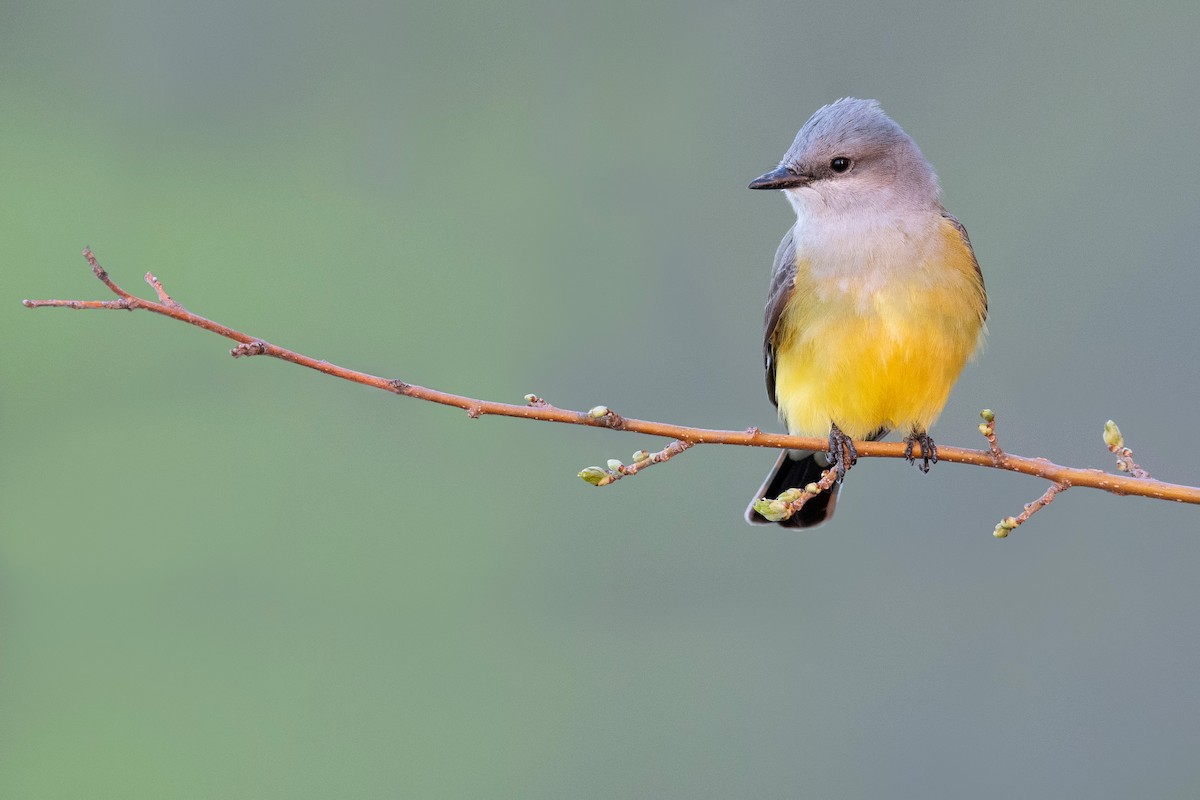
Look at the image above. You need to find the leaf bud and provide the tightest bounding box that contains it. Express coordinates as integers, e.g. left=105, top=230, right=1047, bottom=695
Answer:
left=1102, top=420, right=1124, bottom=450
left=578, top=466, right=612, bottom=486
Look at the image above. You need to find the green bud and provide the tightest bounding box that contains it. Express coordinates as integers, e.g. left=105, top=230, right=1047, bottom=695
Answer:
left=993, top=516, right=1018, bottom=538
left=978, top=423, right=991, bottom=436
left=777, top=488, right=803, bottom=503
left=980, top=409, right=995, bottom=423
left=1103, top=420, right=1124, bottom=450
left=578, top=466, right=612, bottom=486
left=632, top=450, right=650, bottom=462
left=804, top=482, right=820, bottom=495
left=752, top=498, right=791, bottom=523
left=523, top=394, right=537, bottom=404
left=606, top=459, right=624, bottom=471
left=588, top=405, right=609, bottom=419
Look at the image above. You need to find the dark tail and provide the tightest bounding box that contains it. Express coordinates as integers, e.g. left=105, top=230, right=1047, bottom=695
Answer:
left=745, top=450, right=839, bottom=529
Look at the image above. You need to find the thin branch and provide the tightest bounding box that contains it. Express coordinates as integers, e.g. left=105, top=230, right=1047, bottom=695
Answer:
left=751, top=463, right=842, bottom=523
left=22, top=250, right=1200, bottom=514
left=1104, top=420, right=1152, bottom=479
left=993, top=483, right=1068, bottom=538
left=579, top=439, right=694, bottom=486
left=977, top=409, right=1004, bottom=463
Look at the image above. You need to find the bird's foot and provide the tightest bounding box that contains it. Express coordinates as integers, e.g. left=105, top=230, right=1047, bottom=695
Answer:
left=827, top=423, right=858, bottom=482
left=903, top=430, right=938, bottom=473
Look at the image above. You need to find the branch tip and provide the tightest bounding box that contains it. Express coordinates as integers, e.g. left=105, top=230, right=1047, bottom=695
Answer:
left=993, top=482, right=1067, bottom=538
left=84, top=248, right=108, bottom=282
left=1104, top=420, right=1151, bottom=479
left=753, top=467, right=840, bottom=522
left=144, top=272, right=179, bottom=307
left=580, top=439, right=693, bottom=487
left=1102, top=420, right=1123, bottom=450
left=578, top=466, right=615, bottom=486
left=978, top=408, right=1004, bottom=462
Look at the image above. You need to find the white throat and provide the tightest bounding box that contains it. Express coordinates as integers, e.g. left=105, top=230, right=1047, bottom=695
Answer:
left=784, top=186, right=945, bottom=293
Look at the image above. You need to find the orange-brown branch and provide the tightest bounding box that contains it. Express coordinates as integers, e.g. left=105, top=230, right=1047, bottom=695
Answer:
left=22, top=249, right=1200, bottom=510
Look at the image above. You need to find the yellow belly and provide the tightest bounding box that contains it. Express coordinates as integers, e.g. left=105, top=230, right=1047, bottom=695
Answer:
left=773, top=219, right=986, bottom=440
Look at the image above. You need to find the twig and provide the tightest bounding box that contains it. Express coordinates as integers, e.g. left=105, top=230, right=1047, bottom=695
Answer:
left=22, top=251, right=1200, bottom=517
left=751, top=464, right=841, bottom=523
left=579, top=440, right=694, bottom=486
left=145, top=272, right=180, bottom=307
left=1103, top=420, right=1151, bottom=479
left=977, top=408, right=1004, bottom=463
left=993, top=483, right=1067, bottom=538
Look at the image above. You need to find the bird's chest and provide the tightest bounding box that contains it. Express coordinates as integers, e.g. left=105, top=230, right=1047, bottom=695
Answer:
left=775, top=214, right=984, bottom=369
left=790, top=220, right=946, bottom=324
left=771, top=220, right=982, bottom=437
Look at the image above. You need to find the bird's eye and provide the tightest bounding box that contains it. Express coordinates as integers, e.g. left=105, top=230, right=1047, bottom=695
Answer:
left=830, top=157, right=851, bottom=173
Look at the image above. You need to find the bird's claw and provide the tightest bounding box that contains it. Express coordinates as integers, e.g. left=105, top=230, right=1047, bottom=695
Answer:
left=827, top=423, right=857, bottom=482
left=903, top=430, right=938, bottom=473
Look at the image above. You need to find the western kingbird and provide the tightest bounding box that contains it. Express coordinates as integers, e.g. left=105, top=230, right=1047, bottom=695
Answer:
left=745, top=98, right=987, bottom=527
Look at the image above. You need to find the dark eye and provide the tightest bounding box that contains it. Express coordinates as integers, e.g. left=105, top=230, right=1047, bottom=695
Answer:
left=830, top=157, right=851, bottom=173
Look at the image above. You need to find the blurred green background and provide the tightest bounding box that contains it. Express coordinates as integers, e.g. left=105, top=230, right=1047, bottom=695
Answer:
left=4, top=0, right=1200, bottom=797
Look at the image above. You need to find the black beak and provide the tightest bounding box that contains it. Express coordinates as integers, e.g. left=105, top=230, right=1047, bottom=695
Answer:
left=748, top=165, right=810, bottom=190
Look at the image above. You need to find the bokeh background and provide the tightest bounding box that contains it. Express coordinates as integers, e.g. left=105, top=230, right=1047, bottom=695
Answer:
left=4, top=1, right=1200, bottom=797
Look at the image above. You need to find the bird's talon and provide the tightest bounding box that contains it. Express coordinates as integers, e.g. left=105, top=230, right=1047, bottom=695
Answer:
left=903, top=431, right=937, bottom=473
left=827, top=423, right=857, bottom=483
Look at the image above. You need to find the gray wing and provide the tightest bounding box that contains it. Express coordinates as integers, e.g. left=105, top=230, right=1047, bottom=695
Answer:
left=762, top=228, right=798, bottom=407
left=941, top=211, right=988, bottom=320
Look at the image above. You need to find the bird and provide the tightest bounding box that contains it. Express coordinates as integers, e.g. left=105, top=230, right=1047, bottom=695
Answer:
left=744, top=98, right=987, bottom=528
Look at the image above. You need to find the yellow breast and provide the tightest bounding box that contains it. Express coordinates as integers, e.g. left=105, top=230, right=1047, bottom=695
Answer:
left=772, top=217, right=986, bottom=440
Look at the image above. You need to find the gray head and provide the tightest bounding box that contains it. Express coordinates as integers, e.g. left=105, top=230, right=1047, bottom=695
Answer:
left=749, top=98, right=940, bottom=211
